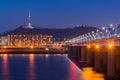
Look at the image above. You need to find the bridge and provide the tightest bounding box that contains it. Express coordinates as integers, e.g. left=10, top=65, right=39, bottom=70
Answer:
left=66, top=25, right=120, bottom=79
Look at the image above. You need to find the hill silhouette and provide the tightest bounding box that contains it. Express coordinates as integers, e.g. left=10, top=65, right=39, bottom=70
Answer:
left=1, top=25, right=98, bottom=41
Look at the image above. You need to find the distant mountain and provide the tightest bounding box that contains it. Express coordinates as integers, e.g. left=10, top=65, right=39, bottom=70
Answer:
left=1, top=25, right=98, bottom=41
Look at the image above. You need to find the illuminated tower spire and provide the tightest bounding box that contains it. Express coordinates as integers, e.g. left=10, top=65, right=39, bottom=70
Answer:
left=28, top=11, right=34, bottom=29
left=28, top=11, right=31, bottom=26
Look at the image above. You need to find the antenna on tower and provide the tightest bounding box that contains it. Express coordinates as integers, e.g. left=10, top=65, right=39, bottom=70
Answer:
left=28, top=11, right=31, bottom=26
left=28, top=11, right=34, bottom=29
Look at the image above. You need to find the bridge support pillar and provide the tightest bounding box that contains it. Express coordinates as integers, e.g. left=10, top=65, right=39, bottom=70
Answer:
left=107, top=47, right=115, bottom=77
left=81, top=46, right=86, bottom=62
left=94, top=48, right=101, bottom=71
left=68, top=46, right=72, bottom=56
left=86, top=47, right=92, bottom=66
left=99, top=46, right=107, bottom=72
left=71, top=46, right=76, bottom=58
left=75, top=46, right=81, bottom=60
left=77, top=46, right=81, bottom=60
left=115, top=46, right=120, bottom=77
left=103, top=52, right=107, bottom=66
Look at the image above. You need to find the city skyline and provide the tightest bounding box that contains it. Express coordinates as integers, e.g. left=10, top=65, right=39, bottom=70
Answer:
left=0, top=0, right=120, bottom=32
left=0, top=1, right=120, bottom=80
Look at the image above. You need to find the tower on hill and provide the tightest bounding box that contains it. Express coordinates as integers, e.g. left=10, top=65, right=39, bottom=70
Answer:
left=27, top=11, right=34, bottom=29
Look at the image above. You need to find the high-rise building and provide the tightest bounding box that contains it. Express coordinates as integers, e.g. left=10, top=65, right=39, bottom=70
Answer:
left=0, top=36, right=8, bottom=46
left=8, top=34, right=53, bottom=48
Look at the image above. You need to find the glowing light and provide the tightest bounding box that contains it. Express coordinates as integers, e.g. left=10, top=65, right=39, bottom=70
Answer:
left=82, top=67, right=105, bottom=80
left=30, top=46, right=34, bottom=49
left=3, top=54, right=7, bottom=57
left=19, top=45, right=22, bottom=48
left=29, top=54, right=35, bottom=63
left=0, top=54, right=2, bottom=57
left=87, top=45, right=90, bottom=48
left=3, top=46, right=7, bottom=48
left=96, top=45, right=99, bottom=48
left=92, top=31, right=94, bottom=34
left=102, top=27, right=105, bottom=30
left=96, top=29, right=99, bottom=32
left=112, top=28, right=115, bottom=30
left=45, top=48, right=49, bottom=51
left=45, top=54, right=49, bottom=57
left=3, top=54, right=8, bottom=63
left=109, top=44, right=113, bottom=48
left=106, top=30, right=108, bottom=32
left=110, top=24, right=113, bottom=27
left=29, top=53, right=36, bottom=80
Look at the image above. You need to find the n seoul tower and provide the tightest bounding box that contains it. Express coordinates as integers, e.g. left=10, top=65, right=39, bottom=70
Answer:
left=28, top=11, right=34, bottom=29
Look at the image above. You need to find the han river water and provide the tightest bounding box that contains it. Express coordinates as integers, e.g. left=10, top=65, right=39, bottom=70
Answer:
left=0, top=54, right=104, bottom=80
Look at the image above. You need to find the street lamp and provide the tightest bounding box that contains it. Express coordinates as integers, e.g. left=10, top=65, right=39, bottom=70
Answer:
left=96, top=29, right=99, bottom=32
left=102, top=27, right=105, bottom=30
left=110, top=24, right=113, bottom=27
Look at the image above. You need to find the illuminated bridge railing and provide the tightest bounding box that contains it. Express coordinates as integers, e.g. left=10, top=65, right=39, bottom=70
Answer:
left=67, top=25, right=120, bottom=44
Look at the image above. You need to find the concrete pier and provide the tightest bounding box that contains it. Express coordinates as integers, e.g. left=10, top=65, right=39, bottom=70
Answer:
left=68, top=45, right=120, bottom=79
left=81, top=46, right=86, bottom=61
left=116, top=47, right=120, bottom=76
left=107, top=46, right=115, bottom=77
left=86, top=46, right=93, bottom=66
left=94, top=46, right=101, bottom=71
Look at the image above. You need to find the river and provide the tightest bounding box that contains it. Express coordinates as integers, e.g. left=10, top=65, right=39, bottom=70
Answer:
left=0, top=54, right=104, bottom=80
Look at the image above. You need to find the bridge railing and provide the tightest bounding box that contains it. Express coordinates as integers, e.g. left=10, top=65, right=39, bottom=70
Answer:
left=67, top=25, right=120, bottom=44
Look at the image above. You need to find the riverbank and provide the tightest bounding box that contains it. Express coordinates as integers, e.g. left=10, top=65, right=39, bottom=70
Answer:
left=0, top=48, right=67, bottom=54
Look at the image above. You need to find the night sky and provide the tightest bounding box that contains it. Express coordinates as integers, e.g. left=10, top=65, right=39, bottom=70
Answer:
left=0, top=0, right=120, bottom=32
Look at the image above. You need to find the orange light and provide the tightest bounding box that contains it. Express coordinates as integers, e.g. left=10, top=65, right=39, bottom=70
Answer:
left=29, top=54, right=35, bottom=64
left=3, top=54, right=8, bottom=64
left=87, top=45, right=90, bottom=48
left=96, top=45, right=99, bottom=48
left=30, top=46, right=34, bottom=49
left=19, top=45, right=22, bottom=48
left=82, top=67, right=105, bottom=80
left=109, top=45, right=113, bottom=48
left=3, top=46, right=7, bottom=48
left=0, top=54, right=3, bottom=57
left=3, top=54, right=7, bottom=57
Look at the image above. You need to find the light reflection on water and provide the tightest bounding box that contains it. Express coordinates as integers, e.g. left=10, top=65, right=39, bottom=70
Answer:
left=82, top=67, right=105, bottom=80
left=0, top=54, right=105, bottom=80
left=29, top=54, right=36, bottom=80
left=2, top=54, right=10, bottom=80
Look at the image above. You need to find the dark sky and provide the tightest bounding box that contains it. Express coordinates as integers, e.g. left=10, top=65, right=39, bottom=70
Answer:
left=0, top=0, right=120, bottom=32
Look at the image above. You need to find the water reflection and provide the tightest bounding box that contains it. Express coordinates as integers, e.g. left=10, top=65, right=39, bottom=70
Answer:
left=2, top=54, right=10, bottom=80
left=0, top=54, right=105, bottom=80
left=82, top=67, right=105, bottom=80
left=69, top=61, right=80, bottom=80
left=45, top=54, right=49, bottom=58
left=29, top=54, right=36, bottom=80
left=66, top=57, right=89, bottom=80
